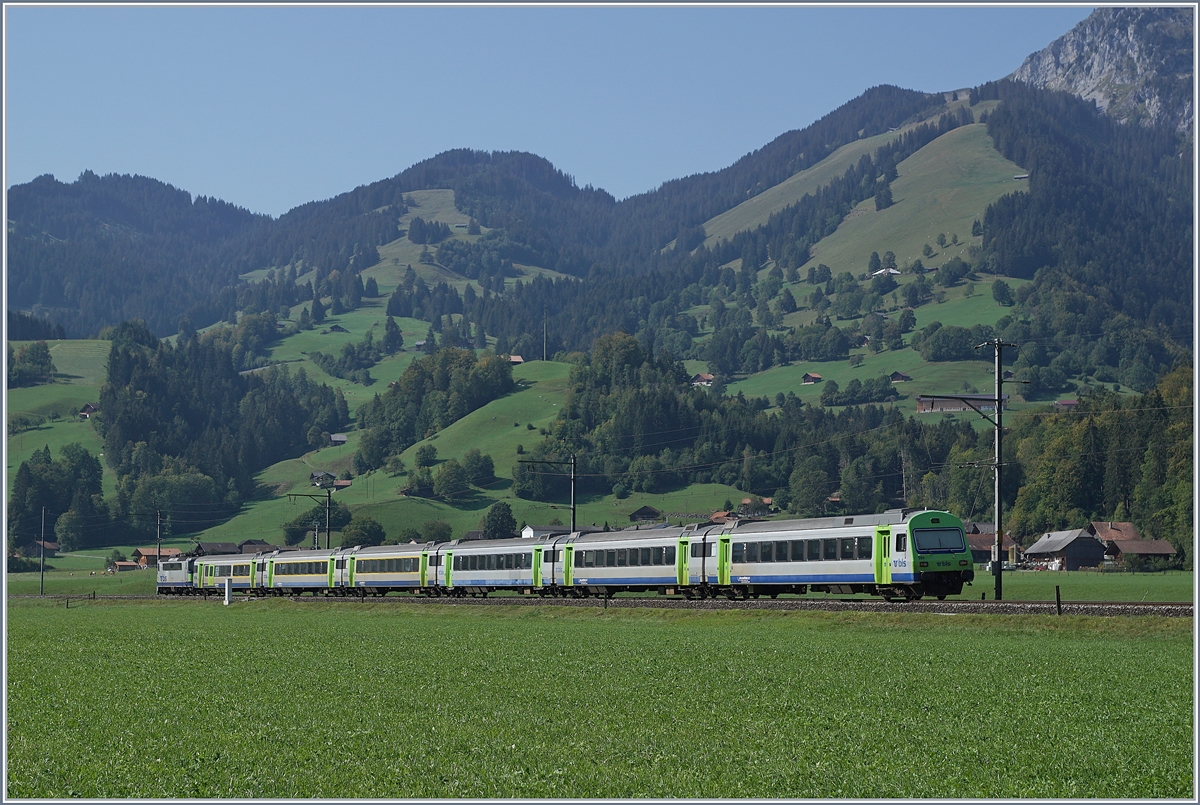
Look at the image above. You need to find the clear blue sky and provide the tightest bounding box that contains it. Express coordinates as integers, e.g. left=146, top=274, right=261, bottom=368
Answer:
left=5, top=5, right=1094, bottom=218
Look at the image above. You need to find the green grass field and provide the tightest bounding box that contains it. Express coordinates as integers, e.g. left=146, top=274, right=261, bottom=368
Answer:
left=6, top=600, right=1191, bottom=798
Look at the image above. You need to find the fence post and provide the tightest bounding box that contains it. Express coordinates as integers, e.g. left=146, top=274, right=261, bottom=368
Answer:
left=224, top=577, right=232, bottom=606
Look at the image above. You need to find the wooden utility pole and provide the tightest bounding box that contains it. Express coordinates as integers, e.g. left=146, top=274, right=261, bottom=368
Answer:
left=39, top=507, right=45, bottom=596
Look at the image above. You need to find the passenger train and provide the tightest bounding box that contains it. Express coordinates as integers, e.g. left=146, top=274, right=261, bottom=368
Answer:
left=158, top=509, right=974, bottom=601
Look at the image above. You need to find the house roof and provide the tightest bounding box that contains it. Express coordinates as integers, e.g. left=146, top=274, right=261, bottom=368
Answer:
left=330, top=434, right=348, bottom=443
left=1089, top=521, right=1142, bottom=542
left=966, top=533, right=1017, bottom=551
left=1024, top=529, right=1096, bottom=555
left=629, top=506, right=662, bottom=517
left=35, top=540, right=60, bottom=551
left=132, top=547, right=181, bottom=557
left=112, top=561, right=140, bottom=568
left=1107, top=539, right=1177, bottom=557
left=195, top=542, right=240, bottom=555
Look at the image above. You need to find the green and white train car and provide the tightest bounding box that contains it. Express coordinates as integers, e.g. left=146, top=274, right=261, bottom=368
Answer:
left=158, top=509, right=973, bottom=601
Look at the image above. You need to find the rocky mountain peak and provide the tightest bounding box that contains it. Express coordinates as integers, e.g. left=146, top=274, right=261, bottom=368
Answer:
left=1010, top=7, right=1193, bottom=136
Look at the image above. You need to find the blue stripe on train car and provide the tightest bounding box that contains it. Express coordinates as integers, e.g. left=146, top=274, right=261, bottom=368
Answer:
left=574, top=576, right=677, bottom=586
left=732, top=573, right=877, bottom=583
left=356, top=580, right=420, bottom=586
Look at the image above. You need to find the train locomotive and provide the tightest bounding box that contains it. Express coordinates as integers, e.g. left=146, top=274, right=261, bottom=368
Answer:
left=158, top=509, right=974, bottom=602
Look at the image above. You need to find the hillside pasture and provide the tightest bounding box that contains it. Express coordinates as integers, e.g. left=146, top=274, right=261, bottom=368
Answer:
left=798, top=123, right=1026, bottom=278
left=698, top=128, right=908, bottom=249
left=6, top=600, right=1192, bottom=798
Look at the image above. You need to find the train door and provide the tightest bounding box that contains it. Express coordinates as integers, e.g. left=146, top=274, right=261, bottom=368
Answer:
left=444, top=550, right=454, bottom=589
left=532, top=546, right=544, bottom=588
left=875, top=527, right=891, bottom=585
left=419, top=552, right=429, bottom=588
left=892, top=527, right=911, bottom=582
left=717, top=535, right=732, bottom=586
left=676, top=537, right=689, bottom=587
left=348, top=555, right=358, bottom=588
left=562, top=544, right=574, bottom=587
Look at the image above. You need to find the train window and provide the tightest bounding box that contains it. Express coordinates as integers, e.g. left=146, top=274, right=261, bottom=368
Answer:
left=233, top=565, right=250, bottom=576
left=732, top=543, right=744, bottom=563
left=665, top=546, right=676, bottom=565
left=629, top=549, right=640, bottom=567
left=652, top=546, right=664, bottom=565
left=746, top=542, right=759, bottom=563
left=483, top=554, right=492, bottom=571
left=840, top=538, right=856, bottom=560
left=895, top=532, right=907, bottom=553
left=217, top=565, right=232, bottom=577
left=616, top=549, right=627, bottom=567
left=823, top=539, right=838, bottom=561
left=806, top=540, right=820, bottom=561
left=790, top=541, right=805, bottom=562
left=504, top=554, right=514, bottom=570
left=162, top=563, right=183, bottom=572
left=759, top=542, right=773, bottom=563
left=466, top=555, right=476, bottom=571
left=582, top=551, right=593, bottom=568
left=547, top=550, right=558, bottom=564
left=605, top=550, right=616, bottom=567
left=575, top=551, right=584, bottom=568
left=857, top=537, right=872, bottom=560
left=640, top=548, right=651, bottom=566
left=776, top=542, right=789, bottom=562
left=431, top=555, right=440, bottom=567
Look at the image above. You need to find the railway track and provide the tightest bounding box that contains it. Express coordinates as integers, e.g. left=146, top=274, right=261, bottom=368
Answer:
left=11, top=593, right=1193, bottom=617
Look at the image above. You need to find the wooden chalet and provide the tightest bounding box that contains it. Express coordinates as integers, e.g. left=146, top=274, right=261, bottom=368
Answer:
left=628, top=505, right=663, bottom=523
left=132, top=547, right=182, bottom=568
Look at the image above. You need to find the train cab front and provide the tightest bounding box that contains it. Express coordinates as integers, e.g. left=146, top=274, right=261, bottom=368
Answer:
left=907, top=512, right=974, bottom=599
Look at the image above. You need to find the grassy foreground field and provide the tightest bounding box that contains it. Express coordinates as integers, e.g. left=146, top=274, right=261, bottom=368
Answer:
left=6, top=600, right=1191, bottom=798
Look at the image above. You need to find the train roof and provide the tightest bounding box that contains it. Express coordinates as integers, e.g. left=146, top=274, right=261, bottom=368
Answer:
left=350, top=543, right=431, bottom=556
left=728, top=509, right=954, bottom=534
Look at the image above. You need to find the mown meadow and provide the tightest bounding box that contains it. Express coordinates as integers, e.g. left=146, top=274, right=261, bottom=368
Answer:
left=6, top=600, right=1192, bottom=798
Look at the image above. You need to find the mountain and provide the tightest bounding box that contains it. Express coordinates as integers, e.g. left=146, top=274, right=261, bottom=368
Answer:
left=1010, top=7, right=1194, bottom=136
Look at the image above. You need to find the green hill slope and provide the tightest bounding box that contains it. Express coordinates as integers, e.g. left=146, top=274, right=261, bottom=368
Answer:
left=798, top=122, right=1026, bottom=276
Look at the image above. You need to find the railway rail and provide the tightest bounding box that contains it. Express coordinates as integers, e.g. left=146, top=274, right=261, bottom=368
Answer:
left=11, top=593, right=1193, bottom=617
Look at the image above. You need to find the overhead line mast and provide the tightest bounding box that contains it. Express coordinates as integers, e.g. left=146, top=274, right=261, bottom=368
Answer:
left=918, top=338, right=1024, bottom=600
